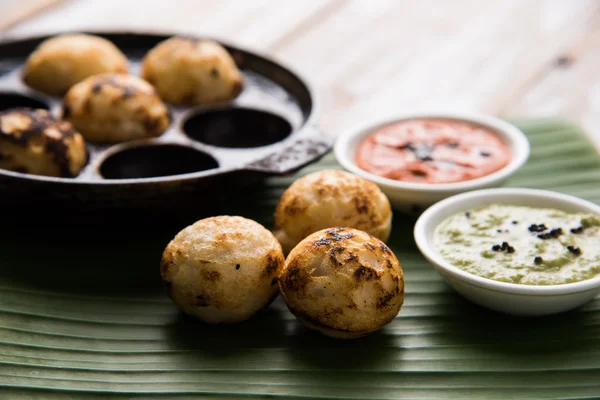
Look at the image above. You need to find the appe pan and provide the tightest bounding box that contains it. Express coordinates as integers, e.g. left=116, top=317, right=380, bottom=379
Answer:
left=0, top=31, right=329, bottom=216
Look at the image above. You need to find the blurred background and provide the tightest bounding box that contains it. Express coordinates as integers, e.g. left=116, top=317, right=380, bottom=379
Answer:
left=2, top=0, right=599, bottom=147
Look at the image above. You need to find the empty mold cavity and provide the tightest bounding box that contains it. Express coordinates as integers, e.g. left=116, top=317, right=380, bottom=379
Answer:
left=0, top=92, right=49, bottom=112
left=183, top=108, right=292, bottom=148
left=100, top=144, right=219, bottom=179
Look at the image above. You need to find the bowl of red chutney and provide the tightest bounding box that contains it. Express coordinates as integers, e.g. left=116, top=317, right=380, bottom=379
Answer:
left=334, top=112, right=530, bottom=212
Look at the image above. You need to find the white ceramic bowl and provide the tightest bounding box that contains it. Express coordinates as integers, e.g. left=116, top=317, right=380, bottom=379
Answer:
left=334, top=112, right=530, bottom=212
left=414, top=188, right=600, bottom=316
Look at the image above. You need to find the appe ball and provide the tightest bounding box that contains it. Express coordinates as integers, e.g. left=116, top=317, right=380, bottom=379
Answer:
left=0, top=108, right=87, bottom=177
left=63, top=73, right=170, bottom=143
left=161, top=216, right=284, bottom=323
left=279, top=227, right=404, bottom=338
left=274, top=170, right=392, bottom=254
left=22, top=33, right=128, bottom=96
left=141, top=37, right=243, bottom=105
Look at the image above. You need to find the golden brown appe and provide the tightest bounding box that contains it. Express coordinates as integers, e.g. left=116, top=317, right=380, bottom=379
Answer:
left=0, top=108, right=87, bottom=177
left=279, top=227, right=404, bottom=338
left=141, top=37, right=243, bottom=105
left=22, top=34, right=128, bottom=96
left=274, top=170, right=392, bottom=254
left=160, top=216, right=284, bottom=323
left=63, top=73, right=170, bottom=143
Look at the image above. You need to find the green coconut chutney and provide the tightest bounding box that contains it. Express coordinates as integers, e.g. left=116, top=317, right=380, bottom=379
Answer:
left=433, top=204, right=600, bottom=285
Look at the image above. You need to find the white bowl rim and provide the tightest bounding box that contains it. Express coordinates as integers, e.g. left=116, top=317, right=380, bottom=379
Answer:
left=334, top=111, right=530, bottom=192
left=414, top=188, right=600, bottom=295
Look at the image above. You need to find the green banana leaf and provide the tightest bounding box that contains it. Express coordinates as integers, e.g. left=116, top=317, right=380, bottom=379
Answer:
left=1, top=119, right=599, bottom=399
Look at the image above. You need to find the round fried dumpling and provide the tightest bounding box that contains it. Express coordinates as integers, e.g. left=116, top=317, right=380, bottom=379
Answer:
left=63, top=73, right=170, bottom=143
left=280, top=227, right=404, bottom=338
left=141, top=37, right=243, bottom=105
left=274, top=170, right=392, bottom=254
left=0, top=108, right=87, bottom=177
left=22, top=34, right=128, bottom=96
left=161, top=216, right=284, bottom=323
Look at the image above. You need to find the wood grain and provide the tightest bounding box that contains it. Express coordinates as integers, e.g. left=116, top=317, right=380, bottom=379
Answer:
left=0, top=0, right=63, bottom=32
left=274, top=0, right=600, bottom=136
left=4, top=0, right=338, bottom=50
left=3, top=0, right=600, bottom=145
left=506, top=12, right=600, bottom=149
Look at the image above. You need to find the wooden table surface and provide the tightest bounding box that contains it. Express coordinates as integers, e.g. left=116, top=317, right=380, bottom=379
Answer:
left=2, top=0, right=600, bottom=147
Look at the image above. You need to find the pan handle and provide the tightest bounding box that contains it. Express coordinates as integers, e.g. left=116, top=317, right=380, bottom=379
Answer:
left=245, top=126, right=331, bottom=175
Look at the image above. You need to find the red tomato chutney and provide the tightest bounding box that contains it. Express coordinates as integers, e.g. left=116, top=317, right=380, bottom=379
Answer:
left=355, top=119, right=511, bottom=183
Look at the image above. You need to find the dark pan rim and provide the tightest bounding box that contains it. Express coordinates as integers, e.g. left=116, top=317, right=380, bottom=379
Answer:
left=0, top=29, right=320, bottom=185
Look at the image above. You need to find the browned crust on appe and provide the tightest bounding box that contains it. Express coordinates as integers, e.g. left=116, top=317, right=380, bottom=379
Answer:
left=263, top=251, right=283, bottom=277
left=201, top=270, right=221, bottom=281
left=63, top=73, right=170, bottom=143
left=274, top=170, right=393, bottom=253
left=354, top=265, right=379, bottom=281
left=160, top=215, right=284, bottom=324
left=281, top=264, right=310, bottom=292
left=0, top=108, right=85, bottom=177
left=280, top=227, right=404, bottom=338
